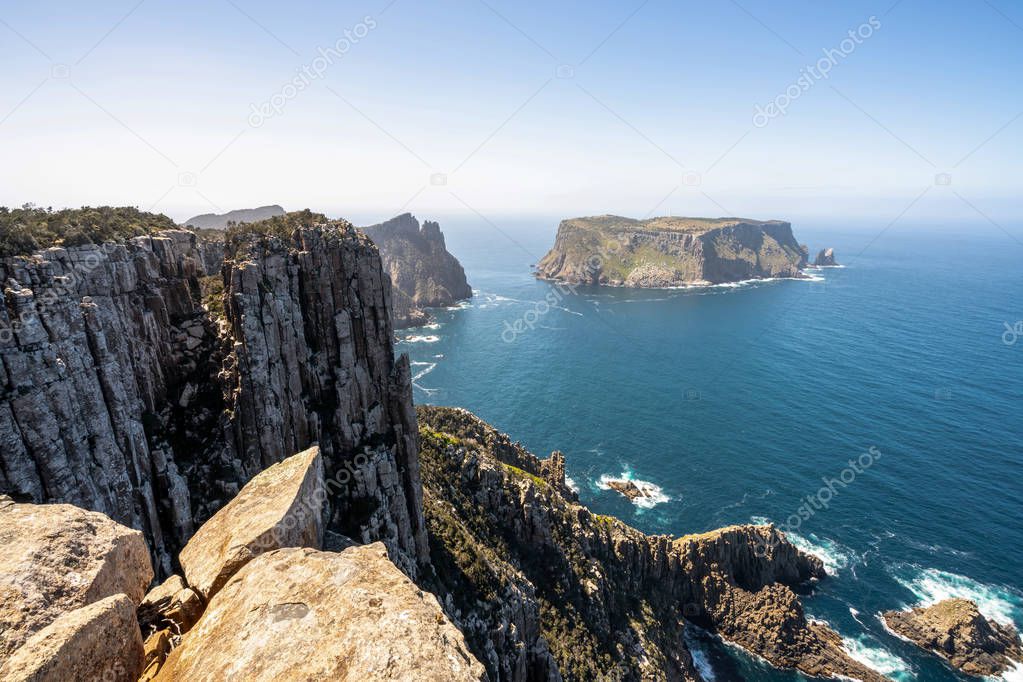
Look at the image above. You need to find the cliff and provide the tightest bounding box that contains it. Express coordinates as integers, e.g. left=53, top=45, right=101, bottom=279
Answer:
left=417, top=406, right=885, bottom=682
left=362, top=213, right=472, bottom=327
left=535, top=215, right=808, bottom=287
left=0, top=214, right=427, bottom=577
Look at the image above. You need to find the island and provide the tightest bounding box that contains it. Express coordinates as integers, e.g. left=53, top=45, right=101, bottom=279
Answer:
left=535, top=215, right=810, bottom=287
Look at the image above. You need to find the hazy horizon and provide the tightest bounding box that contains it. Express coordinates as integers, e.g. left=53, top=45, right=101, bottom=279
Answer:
left=2, top=0, right=1022, bottom=228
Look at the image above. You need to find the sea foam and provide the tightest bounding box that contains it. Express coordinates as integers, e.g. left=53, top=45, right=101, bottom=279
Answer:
left=596, top=470, right=670, bottom=509
left=892, top=566, right=1022, bottom=627
left=841, top=635, right=915, bottom=680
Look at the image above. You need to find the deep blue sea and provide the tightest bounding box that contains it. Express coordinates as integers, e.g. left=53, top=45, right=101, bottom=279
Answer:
left=396, top=217, right=1023, bottom=682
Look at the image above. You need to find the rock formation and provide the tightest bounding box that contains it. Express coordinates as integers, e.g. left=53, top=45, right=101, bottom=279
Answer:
left=0, top=497, right=153, bottom=659
left=814, top=248, right=838, bottom=266
left=883, top=598, right=1023, bottom=677
left=0, top=594, right=144, bottom=682
left=362, top=213, right=472, bottom=327
left=180, top=205, right=285, bottom=231
left=417, top=406, right=884, bottom=682
left=177, top=446, right=324, bottom=600
left=535, top=215, right=809, bottom=287
left=0, top=215, right=427, bottom=578
left=156, top=545, right=487, bottom=682
left=605, top=478, right=653, bottom=501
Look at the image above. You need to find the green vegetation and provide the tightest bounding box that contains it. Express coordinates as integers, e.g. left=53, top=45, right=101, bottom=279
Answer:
left=223, top=209, right=332, bottom=258
left=502, top=463, right=548, bottom=488
left=199, top=274, right=226, bottom=321
left=0, top=205, right=177, bottom=257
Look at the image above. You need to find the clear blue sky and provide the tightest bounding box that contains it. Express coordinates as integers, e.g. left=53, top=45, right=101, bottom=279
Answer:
left=1, top=0, right=1020, bottom=225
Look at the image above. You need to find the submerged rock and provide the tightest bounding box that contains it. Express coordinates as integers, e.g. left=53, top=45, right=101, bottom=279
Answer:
left=0, top=500, right=152, bottom=659
left=883, top=598, right=1023, bottom=676
left=156, top=544, right=486, bottom=681
left=178, top=446, right=325, bottom=600
left=0, top=594, right=144, bottom=682
left=605, top=478, right=653, bottom=500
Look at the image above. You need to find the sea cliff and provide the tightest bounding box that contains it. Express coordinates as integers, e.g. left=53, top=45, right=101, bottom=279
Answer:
left=535, top=215, right=808, bottom=287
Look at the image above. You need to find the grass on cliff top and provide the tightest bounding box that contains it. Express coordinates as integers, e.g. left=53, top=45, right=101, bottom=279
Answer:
left=0, top=205, right=178, bottom=257
left=565, top=214, right=780, bottom=234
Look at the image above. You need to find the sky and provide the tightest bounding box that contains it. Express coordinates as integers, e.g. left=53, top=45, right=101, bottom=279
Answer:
left=1, top=0, right=1021, bottom=227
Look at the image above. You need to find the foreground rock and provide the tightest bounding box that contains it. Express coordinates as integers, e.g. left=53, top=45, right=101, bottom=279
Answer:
left=883, top=598, right=1023, bottom=676
left=814, top=247, right=838, bottom=266
left=417, top=406, right=882, bottom=681
left=157, top=544, right=486, bottom=681
left=0, top=594, right=144, bottom=682
left=535, top=215, right=808, bottom=287
left=0, top=499, right=152, bottom=659
left=178, top=446, right=325, bottom=600
left=362, top=213, right=472, bottom=327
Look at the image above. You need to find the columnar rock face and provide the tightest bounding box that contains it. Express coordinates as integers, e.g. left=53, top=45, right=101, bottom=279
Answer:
left=224, top=225, right=428, bottom=577
left=362, top=213, right=472, bottom=327
left=0, top=594, right=144, bottom=682
left=883, top=598, right=1023, bottom=677
left=0, top=498, right=153, bottom=659
left=156, top=545, right=487, bottom=682
left=416, top=406, right=884, bottom=682
left=0, top=218, right=429, bottom=578
left=178, top=446, right=325, bottom=600
left=535, top=215, right=808, bottom=287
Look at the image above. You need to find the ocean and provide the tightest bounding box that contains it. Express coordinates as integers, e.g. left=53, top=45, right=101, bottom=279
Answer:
left=395, top=217, right=1023, bottom=682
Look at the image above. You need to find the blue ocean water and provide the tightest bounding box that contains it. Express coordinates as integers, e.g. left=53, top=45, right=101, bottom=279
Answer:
left=397, top=217, right=1023, bottom=682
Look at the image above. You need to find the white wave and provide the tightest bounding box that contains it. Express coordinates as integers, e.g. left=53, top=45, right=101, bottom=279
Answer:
left=841, top=635, right=915, bottom=680
left=749, top=515, right=772, bottom=526
left=892, top=566, right=1022, bottom=626
left=434, top=353, right=444, bottom=359
left=596, top=470, right=670, bottom=509
left=422, top=322, right=442, bottom=330
left=404, top=334, right=440, bottom=343
left=787, top=533, right=853, bottom=574
left=1001, top=660, right=1023, bottom=681
left=445, top=300, right=473, bottom=310
left=411, top=362, right=436, bottom=382
left=688, top=642, right=716, bottom=681
left=564, top=476, right=579, bottom=494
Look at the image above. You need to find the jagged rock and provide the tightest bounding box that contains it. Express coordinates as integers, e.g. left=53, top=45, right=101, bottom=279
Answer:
left=0, top=593, right=144, bottom=682
left=2, top=217, right=430, bottom=580
left=416, top=406, right=883, bottom=682
left=535, top=215, right=808, bottom=287
left=178, top=446, right=325, bottom=600
left=156, top=544, right=487, bottom=681
left=605, top=479, right=653, bottom=501
left=362, top=213, right=472, bottom=328
left=883, top=598, right=1023, bottom=676
left=814, top=248, right=838, bottom=266
left=0, top=500, right=153, bottom=660
left=137, top=575, right=203, bottom=638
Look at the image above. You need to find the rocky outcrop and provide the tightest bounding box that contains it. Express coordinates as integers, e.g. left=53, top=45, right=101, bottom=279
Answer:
left=0, top=594, right=144, bottom=682
left=181, top=205, right=285, bottom=231
left=1, top=216, right=428, bottom=578
left=362, top=213, right=471, bottom=327
left=178, top=446, right=324, bottom=600
left=0, top=498, right=153, bottom=659
left=156, top=544, right=487, bottom=682
left=416, top=406, right=882, bottom=682
left=814, top=248, right=838, bottom=266
left=883, top=598, right=1023, bottom=677
left=535, top=215, right=808, bottom=287
left=605, top=478, right=655, bottom=501
left=137, top=575, right=203, bottom=640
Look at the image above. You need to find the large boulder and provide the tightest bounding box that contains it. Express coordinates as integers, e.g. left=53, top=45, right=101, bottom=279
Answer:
left=814, top=248, right=838, bottom=266
left=883, top=598, right=1023, bottom=676
left=0, top=498, right=153, bottom=659
left=178, top=446, right=325, bottom=600
left=156, top=544, right=487, bottom=681
left=0, top=594, right=144, bottom=682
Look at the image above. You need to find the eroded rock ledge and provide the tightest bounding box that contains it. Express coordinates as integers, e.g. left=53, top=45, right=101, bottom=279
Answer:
left=883, top=598, right=1023, bottom=677
left=416, top=406, right=885, bottom=681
